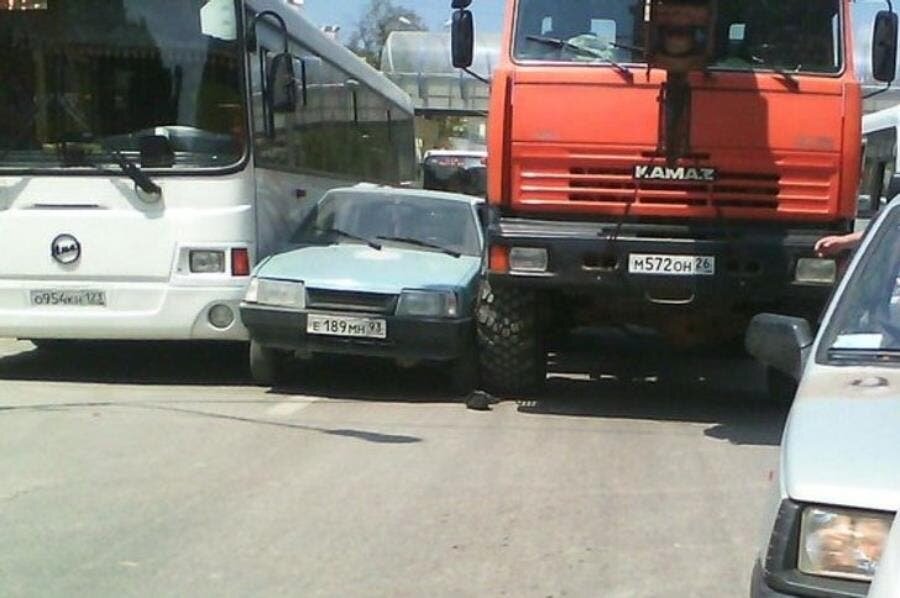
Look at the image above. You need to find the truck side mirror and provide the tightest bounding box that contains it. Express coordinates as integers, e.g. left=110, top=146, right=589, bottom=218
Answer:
left=268, top=52, right=297, bottom=113
left=452, top=10, right=475, bottom=68
left=872, top=10, right=898, bottom=83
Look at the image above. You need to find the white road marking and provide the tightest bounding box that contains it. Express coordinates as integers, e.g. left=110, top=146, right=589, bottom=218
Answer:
left=265, top=400, right=317, bottom=417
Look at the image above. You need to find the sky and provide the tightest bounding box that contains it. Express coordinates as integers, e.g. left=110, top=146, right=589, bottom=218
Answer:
left=300, top=0, right=505, bottom=44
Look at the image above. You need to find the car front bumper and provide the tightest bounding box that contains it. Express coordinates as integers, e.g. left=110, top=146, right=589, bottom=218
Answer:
left=240, top=304, right=472, bottom=362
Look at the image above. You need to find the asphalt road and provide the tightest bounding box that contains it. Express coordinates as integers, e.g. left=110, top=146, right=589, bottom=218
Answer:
left=0, top=335, right=785, bottom=598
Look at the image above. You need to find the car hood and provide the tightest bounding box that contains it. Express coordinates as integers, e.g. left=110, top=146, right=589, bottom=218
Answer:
left=783, top=365, right=900, bottom=512
left=256, top=244, right=482, bottom=294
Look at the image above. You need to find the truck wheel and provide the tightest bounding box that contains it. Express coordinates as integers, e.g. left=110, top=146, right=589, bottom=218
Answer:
left=249, top=340, right=288, bottom=387
left=476, top=282, right=546, bottom=395
left=765, top=366, right=798, bottom=403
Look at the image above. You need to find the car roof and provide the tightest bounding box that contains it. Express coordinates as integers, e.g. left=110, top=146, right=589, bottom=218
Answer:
left=324, top=185, right=484, bottom=206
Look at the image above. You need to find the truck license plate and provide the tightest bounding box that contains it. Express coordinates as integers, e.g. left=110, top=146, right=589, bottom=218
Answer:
left=30, top=289, right=107, bottom=307
left=628, top=254, right=715, bottom=276
left=307, top=314, right=387, bottom=339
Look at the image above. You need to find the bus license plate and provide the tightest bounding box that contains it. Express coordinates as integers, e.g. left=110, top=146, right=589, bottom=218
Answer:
left=307, top=314, right=387, bottom=339
left=30, top=289, right=107, bottom=307
left=628, top=254, right=715, bottom=276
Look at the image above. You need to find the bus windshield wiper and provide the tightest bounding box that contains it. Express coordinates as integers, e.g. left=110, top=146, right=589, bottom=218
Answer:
left=526, top=35, right=631, bottom=77
left=317, top=226, right=382, bottom=250
left=827, top=347, right=900, bottom=362
left=102, top=148, right=161, bottom=195
left=376, top=235, right=461, bottom=258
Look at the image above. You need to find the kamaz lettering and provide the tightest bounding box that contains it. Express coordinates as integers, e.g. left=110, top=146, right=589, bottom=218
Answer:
left=633, top=166, right=717, bottom=182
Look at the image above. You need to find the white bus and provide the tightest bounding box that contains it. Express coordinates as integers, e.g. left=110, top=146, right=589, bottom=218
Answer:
left=859, top=104, right=900, bottom=224
left=0, top=0, right=417, bottom=342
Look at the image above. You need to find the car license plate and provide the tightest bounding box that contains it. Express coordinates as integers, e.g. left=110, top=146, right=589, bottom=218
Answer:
left=628, top=254, right=715, bottom=276
left=30, top=289, right=107, bottom=307
left=307, top=314, right=387, bottom=339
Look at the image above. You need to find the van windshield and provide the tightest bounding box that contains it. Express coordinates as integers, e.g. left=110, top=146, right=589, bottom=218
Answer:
left=513, top=0, right=842, bottom=75
left=0, top=0, right=246, bottom=171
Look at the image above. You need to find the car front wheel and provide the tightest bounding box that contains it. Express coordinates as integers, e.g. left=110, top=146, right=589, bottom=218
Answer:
left=249, top=340, right=288, bottom=387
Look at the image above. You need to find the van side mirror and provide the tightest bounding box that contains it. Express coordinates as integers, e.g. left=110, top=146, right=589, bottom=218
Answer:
left=452, top=10, right=475, bottom=68
left=745, top=314, right=814, bottom=381
left=872, top=11, right=898, bottom=83
left=268, top=52, right=297, bottom=113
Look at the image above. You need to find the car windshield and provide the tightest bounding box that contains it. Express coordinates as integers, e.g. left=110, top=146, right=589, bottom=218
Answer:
left=513, top=0, right=842, bottom=74
left=0, top=0, right=246, bottom=171
left=291, top=191, right=482, bottom=257
left=820, top=209, right=900, bottom=361
left=423, top=154, right=487, bottom=197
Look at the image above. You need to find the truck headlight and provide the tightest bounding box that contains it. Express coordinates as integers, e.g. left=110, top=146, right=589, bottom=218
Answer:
left=245, top=278, right=305, bottom=309
left=799, top=506, right=892, bottom=582
left=795, top=258, right=837, bottom=285
left=509, top=247, right=549, bottom=273
left=396, top=290, right=458, bottom=318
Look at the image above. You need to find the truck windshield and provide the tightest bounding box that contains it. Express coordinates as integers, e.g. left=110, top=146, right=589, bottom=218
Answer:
left=513, top=0, right=842, bottom=75
left=0, top=0, right=246, bottom=171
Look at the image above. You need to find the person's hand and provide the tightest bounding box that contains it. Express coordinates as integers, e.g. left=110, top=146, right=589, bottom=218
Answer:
left=814, top=232, right=863, bottom=257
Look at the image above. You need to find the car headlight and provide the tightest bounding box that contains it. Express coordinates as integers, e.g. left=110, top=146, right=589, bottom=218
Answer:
left=799, top=506, right=892, bottom=582
left=245, top=278, right=305, bottom=309
left=396, top=290, right=458, bottom=318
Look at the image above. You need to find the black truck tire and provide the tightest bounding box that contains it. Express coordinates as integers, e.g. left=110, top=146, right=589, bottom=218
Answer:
left=476, top=282, right=546, bottom=395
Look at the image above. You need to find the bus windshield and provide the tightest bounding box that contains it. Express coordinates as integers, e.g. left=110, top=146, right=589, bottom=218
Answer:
left=0, top=0, right=246, bottom=171
left=513, top=0, right=842, bottom=75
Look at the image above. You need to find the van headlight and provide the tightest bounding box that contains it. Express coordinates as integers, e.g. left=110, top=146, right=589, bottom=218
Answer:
left=396, top=290, right=458, bottom=318
left=799, top=506, right=892, bottom=582
left=244, top=277, right=306, bottom=309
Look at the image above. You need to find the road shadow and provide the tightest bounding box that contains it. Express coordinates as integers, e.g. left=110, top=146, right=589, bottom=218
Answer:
left=0, top=331, right=789, bottom=445
left=0, top=340, right=464, bottom=402
left=513, top=328, right=789, bottom=446
left=0, top=340, right=254, bottom=386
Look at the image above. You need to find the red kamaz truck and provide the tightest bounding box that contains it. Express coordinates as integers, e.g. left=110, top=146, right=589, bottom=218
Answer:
left=451, top=0, right=898, bottom=393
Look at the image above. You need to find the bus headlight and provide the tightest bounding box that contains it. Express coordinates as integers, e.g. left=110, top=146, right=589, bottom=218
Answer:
left=246, top=278, right=306, bottom=309
left=397, top=290, right=458, bottom=318
left=190, top=250, right=226, bottom=273
left=799, top=506, right=892, bottom=582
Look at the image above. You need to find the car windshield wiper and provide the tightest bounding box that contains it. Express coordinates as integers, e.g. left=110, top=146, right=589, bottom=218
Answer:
left=376, top=235, right=461, bottom=258
left=317, top=226, right=382, bottom=250
left=827, top=347, right=900, bottom=362
left=526, top=35, right=631, bottom=77
left=99, top=148, right=161, bottom=195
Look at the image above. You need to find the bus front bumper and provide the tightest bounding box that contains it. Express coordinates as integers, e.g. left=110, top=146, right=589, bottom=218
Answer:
left=0, top=280, right=249, bottom=341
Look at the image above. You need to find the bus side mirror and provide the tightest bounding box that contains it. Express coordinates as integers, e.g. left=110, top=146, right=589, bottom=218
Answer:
left=452, top=10, right=475, bottom=68
left=872, top=10, right=898, bottom=83
left=268, top=52, right=297, bottom=113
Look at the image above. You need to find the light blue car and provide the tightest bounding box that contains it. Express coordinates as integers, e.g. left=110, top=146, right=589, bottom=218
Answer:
left=240, top=186, right=484, bottom=393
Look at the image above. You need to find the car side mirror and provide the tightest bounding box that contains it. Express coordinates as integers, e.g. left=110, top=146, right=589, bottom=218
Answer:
left=452, top=9, right=475, bottom=68
left=268, top=52, right=297, bottom=113
left=872, top=10, right=898, bottom=83
left=745, top=314, right=814, bottom=381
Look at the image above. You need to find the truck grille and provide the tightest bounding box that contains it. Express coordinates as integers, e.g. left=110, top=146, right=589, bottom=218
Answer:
left=514, top=147, right=837, bottom=217
left=305, top=289, right=398, bottom=314
left=567, top=166, right=780, bottom=209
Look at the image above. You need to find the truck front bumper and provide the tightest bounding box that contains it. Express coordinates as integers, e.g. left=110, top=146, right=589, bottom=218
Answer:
left=487, top=217, right=841, bottom=310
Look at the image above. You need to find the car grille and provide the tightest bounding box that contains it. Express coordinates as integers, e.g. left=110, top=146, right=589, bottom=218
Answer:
left=305, top=289, right=398, bottom=314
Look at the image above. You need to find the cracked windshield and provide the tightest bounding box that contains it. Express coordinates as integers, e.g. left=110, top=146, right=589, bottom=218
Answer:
left=2, top=0, right=899, bottom=597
